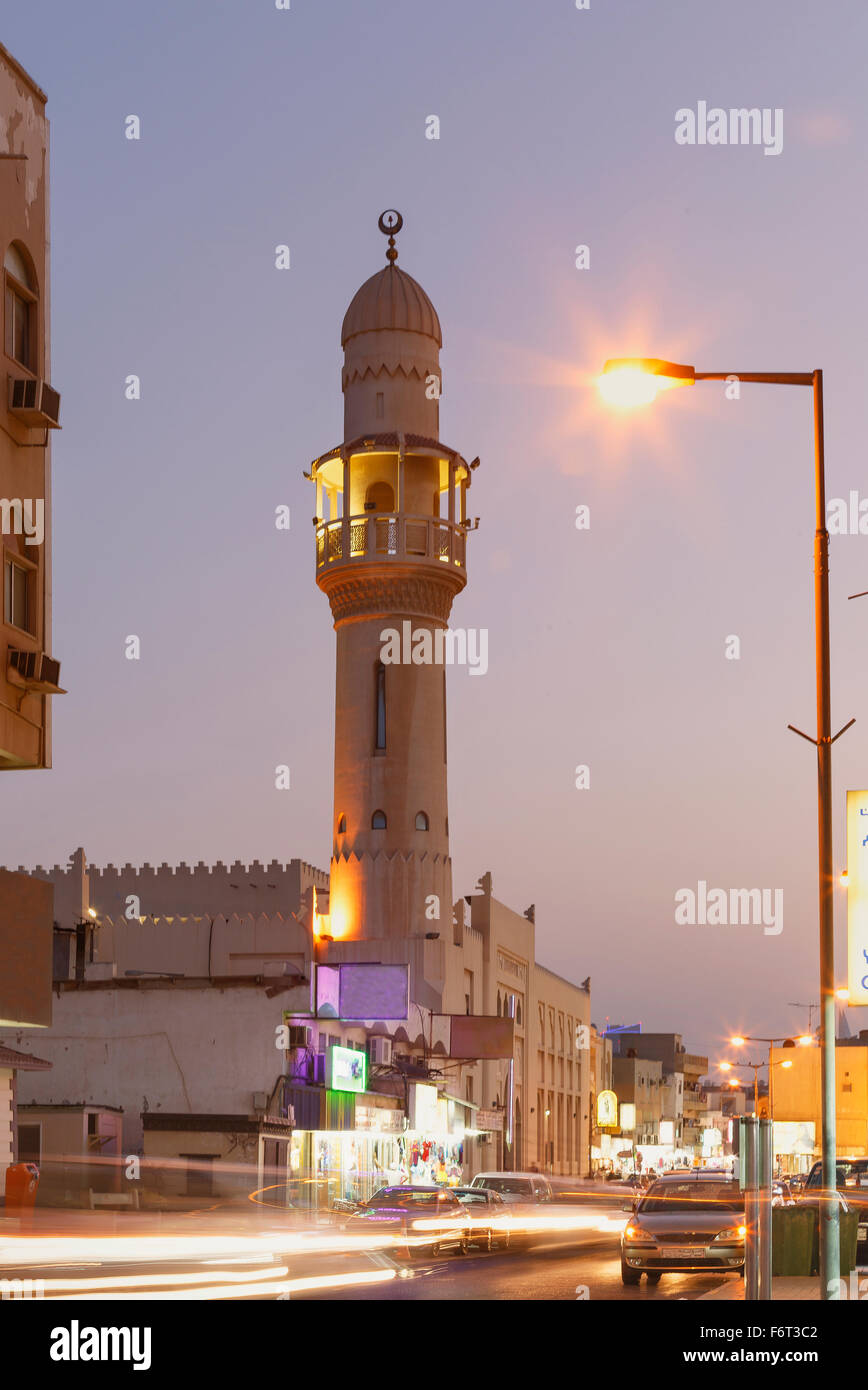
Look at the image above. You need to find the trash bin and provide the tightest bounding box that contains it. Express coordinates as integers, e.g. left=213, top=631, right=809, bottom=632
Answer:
left=5, top=1162, right=39, bottom=1214
left=772, top=1203, right=815, bottom=1275
left=809, top=1204, right=859, bottom=1277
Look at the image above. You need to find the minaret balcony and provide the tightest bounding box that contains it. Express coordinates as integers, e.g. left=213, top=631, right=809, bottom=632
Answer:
left=316, top=512, right=467, bottom=574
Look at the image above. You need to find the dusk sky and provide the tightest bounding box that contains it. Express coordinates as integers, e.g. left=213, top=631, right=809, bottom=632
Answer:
left=4, top=0, right=868, bottom=1067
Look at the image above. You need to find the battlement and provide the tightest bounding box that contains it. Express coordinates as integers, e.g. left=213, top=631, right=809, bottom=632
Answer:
left=11, top=848, right=329, bottom=927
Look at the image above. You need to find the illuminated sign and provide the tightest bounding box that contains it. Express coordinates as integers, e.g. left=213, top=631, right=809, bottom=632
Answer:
left=847, top=790, right=868, bottom=1005
left=326, top=1045, right=367, bottom=1094
left=410, top=1082, right=439, bottom=1132
left=596, top=1090, right=618, bottom=1127
left=619, top=1103, right=636, bottom=1132
left=659, top=1120, right=675, bottom=1145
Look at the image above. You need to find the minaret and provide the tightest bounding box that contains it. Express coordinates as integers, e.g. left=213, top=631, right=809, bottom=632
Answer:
left=309, top=211, right=473, bottom=943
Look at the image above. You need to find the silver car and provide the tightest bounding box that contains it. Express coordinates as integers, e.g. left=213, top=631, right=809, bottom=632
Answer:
left=620, top=1173, right=745, bottom=1285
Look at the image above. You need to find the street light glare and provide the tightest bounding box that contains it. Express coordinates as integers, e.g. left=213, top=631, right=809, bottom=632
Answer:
left=730, top=1036, right=746, bottom=1047
left=597, top=367, right=662, bottom=408
left=719, top=1061, right=733, bottom=1071
left=781, top=1060, right=793, bottom=1070
left=597, top=357, right=695, bottom=408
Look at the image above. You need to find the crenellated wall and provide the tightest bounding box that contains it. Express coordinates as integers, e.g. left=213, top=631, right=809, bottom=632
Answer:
left=13, top=847, right=328, bottom=926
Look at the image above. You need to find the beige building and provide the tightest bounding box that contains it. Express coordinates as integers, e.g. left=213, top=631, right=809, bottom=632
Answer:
left=771, top=1036, right=868, bottom=1160
left=0, top=42, right=63, bottom=771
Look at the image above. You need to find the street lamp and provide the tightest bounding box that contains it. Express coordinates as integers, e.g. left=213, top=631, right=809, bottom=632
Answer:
left=600, top=356, right=849, bottom=1298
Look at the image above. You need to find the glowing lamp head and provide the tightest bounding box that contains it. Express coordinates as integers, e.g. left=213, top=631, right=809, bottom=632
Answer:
left=598, top=357, right=695, bottom=408
left=840, top=870, right=849, bottom=887
left=836, top=987, right=850, bottom=1001
left=719, top=1062, right=733, bottom=1072
left=730, top=1036, right=746, bottom=1048
left=781, top=1060, right=793, bottom=1070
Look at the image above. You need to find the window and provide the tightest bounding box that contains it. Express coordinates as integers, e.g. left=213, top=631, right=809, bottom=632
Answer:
left=5, top=557, right=33, bottom=633
left=415, top=811, right=429, bottom=831
left=337, top=813, right=347, bottom=834
left=4, top=242, right=36, bottom=372
left=375, top=391, right=384, bottom=419
left=375, top=663, right=386, bottom=750
left=366, top=480, right=394, bottom=512
left=371, top=809, right=387, bottom=829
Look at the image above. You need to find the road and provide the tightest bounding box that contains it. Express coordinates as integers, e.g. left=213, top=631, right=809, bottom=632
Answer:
left=296, top=1236, right=741, bottom=1301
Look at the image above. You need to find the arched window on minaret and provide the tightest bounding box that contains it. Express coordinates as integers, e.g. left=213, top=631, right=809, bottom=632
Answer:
left=415, top=811, right=429, bottom=831
left=366, top=481, right=394, bottom=512
left=337, top=813, right=347, bottom=834
left=371, top=810, right=387, bottom=829
left=375, top=663, right=386, bottom=750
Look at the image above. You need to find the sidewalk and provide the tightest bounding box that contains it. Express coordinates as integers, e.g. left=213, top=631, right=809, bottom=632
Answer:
left=700, top=1277, right=820, bottom=1300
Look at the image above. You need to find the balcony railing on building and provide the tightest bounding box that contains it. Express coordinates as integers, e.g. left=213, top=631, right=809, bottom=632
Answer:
left=316, top=512, right=466, bottom=572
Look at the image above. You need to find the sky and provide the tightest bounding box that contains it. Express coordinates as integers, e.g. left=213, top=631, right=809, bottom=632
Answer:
left=3, top=0, right=868, bottom=1068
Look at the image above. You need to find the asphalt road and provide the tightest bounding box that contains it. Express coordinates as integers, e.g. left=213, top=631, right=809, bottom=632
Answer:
left=297, top=1237, right=742, bottom=1301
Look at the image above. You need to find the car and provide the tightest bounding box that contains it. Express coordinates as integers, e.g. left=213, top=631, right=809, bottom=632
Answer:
left=453, top=1186, right=511, bottom=1251
left=802, top=1158, right=868, bottom=1262
left=343, top=1185, right=471, bottom=1258
left=469, top=1172, right=553, bottom=1205
left=772, top=1181, right=796, bottom=1207
left=620, top=1172, right=746, bottom=1285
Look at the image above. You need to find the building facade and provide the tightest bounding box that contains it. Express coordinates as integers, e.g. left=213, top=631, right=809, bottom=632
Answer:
left=0, top=42, right=63, bottom=771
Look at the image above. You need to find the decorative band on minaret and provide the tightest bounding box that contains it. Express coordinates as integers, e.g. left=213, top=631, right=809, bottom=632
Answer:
left=307, top=213, right=476, bottom=943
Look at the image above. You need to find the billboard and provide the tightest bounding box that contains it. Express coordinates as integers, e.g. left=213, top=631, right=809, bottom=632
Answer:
left=439, top=1014, right=515, bottom=1060
left=314, top=962, right=409, bottom=1020
left=847, top=790, right=868, bottom=1005
left=325, top=1044, right=367, bottom=1094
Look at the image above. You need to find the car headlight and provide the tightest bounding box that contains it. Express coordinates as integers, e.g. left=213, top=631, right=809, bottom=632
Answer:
left=713, top=1225, right=746, bottom=1243
left=623, top=1225, right=654, bottom=1243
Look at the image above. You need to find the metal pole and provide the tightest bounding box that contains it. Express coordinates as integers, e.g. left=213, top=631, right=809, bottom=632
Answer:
left=743, top=1117, right=759, bottom=1300
left=758, top=1118, right=773, bottom=1300
left=813, top=369, right=840, bottom=1298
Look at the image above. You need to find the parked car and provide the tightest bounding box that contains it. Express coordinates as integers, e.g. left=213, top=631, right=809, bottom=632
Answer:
left=469, top=1172, right=553, bottom=1205
left=343, top=1185, right=471, bottom=1258
left=772, top=1181, right=796, bottom=1207
left=453, top=1186, right=511, bottom=1251
left=620, top=1172, right=746, bottom=1285
left=802, top=1158, right=867, bottom=1262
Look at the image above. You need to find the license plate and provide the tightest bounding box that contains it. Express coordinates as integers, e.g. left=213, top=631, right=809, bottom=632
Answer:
left=667, top=1246, right=706, bottom=1259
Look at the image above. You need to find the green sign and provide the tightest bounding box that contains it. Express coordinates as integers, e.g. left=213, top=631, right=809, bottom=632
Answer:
left=327, top=1045, right=367, bottom=1094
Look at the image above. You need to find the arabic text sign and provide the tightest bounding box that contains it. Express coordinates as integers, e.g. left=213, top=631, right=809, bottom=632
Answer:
left=847, top=791, right=868, bottom=1005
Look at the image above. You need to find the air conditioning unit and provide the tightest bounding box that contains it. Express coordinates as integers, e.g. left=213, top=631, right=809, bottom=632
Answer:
left=8, top=649, right=66, bottom=693
left=368, top=1036, right=392, bottom=1067
left=287, top=1024, right=311, bottom=1049
left=8, top=377, right=62, bottom=428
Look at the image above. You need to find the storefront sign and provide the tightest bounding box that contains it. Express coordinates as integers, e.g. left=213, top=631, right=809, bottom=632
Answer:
left=847, top=790, right=868, bottom=1005
left=410, top=1082, right=439, bottom=1131
left=474, top=1108, right=504, bottom=1132
left=659, top=1120, right=675, bottom=1145
left=354, top=1105, right=404, bottom=1134
left=597, top=1090, right=618, bottom=1127
left=326, top=1045, right=367, bottom=1094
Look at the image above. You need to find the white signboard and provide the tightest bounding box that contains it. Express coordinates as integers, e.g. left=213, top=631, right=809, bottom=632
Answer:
left=847, top=790, right=868, bottom=1005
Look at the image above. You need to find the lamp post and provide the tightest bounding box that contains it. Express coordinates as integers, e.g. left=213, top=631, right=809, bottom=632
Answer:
left=600, top=358, right=851, bottom=1298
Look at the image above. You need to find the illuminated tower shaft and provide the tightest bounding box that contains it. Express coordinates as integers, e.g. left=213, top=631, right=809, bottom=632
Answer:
left=310, top=212, right=473, bottom=942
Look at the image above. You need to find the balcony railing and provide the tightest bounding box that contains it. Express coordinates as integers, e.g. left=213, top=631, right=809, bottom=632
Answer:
left=316, top=513, right=467, bottom=572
